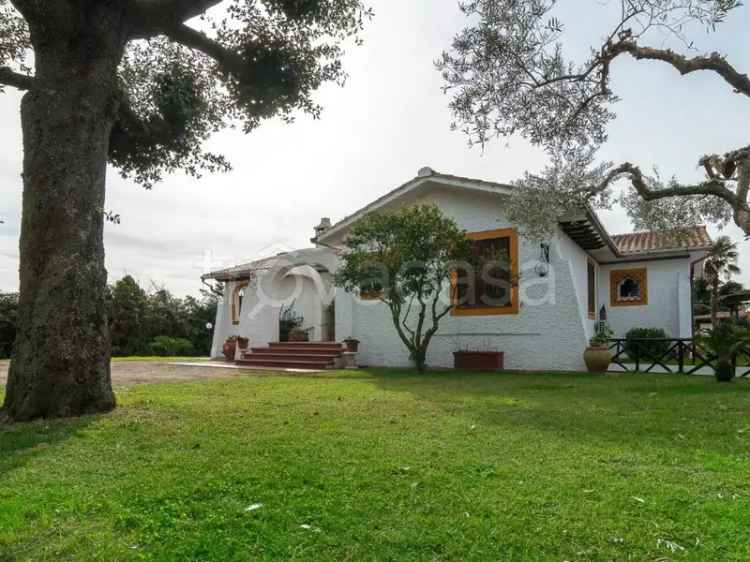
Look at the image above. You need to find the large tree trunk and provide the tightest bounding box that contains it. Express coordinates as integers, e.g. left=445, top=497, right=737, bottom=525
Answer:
left=1, top=10, right=124, bottom=422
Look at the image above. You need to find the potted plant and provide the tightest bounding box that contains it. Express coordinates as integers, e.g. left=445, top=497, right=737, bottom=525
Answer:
left=344, top=337, right=360, bottom=352
left=583, top=325, right=614, bottom=373
left=279, top=303, right=304, bottom=342
left=223, top=336, right=239, bottom=362
left=696, top=323, right=750, bottom=382
left=289, top=327, right=309, bottom=342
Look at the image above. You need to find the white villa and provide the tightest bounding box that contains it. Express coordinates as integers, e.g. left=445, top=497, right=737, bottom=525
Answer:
left=203, top=168, right=712, bottom=371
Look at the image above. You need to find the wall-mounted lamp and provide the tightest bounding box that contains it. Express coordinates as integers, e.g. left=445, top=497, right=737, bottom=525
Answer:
left=535, top=242, right=551, bottom=277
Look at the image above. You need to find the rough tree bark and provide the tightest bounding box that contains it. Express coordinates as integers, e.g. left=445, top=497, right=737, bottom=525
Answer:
left=0, top=6, right=125, bottom=422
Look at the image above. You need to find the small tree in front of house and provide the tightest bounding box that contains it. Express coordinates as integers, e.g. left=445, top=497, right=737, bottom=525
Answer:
left=335, top=205, right=474, bottom=372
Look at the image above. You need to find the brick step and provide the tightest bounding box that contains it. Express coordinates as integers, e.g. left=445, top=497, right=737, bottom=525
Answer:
left=269, top=342, right=343, bottom=350
left=237, top=357, right=333, bottom=369
left=251, top=347, right=342, bottom=356
left=243, top=352, right=339, bottom=361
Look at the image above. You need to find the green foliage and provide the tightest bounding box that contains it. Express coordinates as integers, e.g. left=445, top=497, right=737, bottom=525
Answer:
left=0, top=1, right=371, bottom=187
left=0, top=292, right=17, bottom=359
left=109, top=276, right=150, bottom=356
left=704, top=236, right=741, bottom=285
left=697, top=322, right=750, bottom=381
left=727, top=317, right=750, bottom=330
left=590, top=323, right=613, bottom=347
left=692, top=277, right=712, bottom=315
left=148, top=336, right=195, bottom=357
left=624, top=327, right=670, bottom=361
left=1, top=370, right=750, bottom=560
left=335, top=205, right=474, bottom=370
left=279, top=303, right=304, bottom=342
left=107, top=275, right=217, bottom=357
left=438, top=0, right=749, bottom=237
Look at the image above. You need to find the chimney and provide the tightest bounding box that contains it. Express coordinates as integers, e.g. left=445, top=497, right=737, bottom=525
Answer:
left=314, top=217, right=332, bottom=246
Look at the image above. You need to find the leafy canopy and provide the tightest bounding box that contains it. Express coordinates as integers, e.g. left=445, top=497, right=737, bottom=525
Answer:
left=0, top=0, right=372, bottom=187
left=438, top=0, right=750, bottom=238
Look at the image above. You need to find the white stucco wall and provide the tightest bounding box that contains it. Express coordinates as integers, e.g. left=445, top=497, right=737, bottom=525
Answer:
left=337, top=187, right=591, bottom=371
left=210, top=262, right=337, bottom=358
left=557, top=227, right=598, bottom=341
left=210, top=186, right=699, bottom=370
left=598, top=258, right=693, bottom=338
left=209, top=281, right=240, bottom=358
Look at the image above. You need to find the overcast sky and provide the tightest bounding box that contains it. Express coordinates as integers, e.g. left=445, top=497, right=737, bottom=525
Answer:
left=0, top=0, right=748, bottom=297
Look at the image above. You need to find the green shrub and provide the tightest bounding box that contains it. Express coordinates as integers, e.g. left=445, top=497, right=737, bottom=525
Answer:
left=697, top=322, right=750, bottom=382
left=624, top=328, right=670, bottom=361
left=724, top=317, right=750, bottom=330
left=148, top=335, right=195, bottom=357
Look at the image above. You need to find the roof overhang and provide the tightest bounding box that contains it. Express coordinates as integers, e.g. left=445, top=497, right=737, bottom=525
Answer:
left=559, top=206, right=622, bottom=257
left=201, top=247, right=339, bottom=282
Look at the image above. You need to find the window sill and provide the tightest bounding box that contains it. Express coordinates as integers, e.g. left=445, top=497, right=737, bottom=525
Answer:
left=451, top=305, right=519, bottom=317
left=611, top=300, right=648, bottom=307
left=359, top=292, right=383, bottom=301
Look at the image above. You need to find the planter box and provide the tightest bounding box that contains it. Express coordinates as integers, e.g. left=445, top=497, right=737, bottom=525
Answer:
left=453, top=351, right=504, bottom=371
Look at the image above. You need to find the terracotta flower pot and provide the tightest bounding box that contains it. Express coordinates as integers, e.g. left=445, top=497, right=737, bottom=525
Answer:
left=583, top=345, right=612, bottom=373
left=453, top=351, right=504, bottom=371
left=289, top=328, right=309, bottom=342
left=222, top=338, right=237, bottom=362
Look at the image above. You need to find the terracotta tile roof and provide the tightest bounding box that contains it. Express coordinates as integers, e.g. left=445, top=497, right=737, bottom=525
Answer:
left=611, top=226, right=711, bottom=255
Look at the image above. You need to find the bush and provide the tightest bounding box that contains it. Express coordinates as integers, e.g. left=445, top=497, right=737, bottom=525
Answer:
left=148, top=336, right=195, bottom=357
left=624, top=328, right=670, bottom=361
left=724, top=317, right=750, bottom=330
left=279, top=303, right=303, bottom=343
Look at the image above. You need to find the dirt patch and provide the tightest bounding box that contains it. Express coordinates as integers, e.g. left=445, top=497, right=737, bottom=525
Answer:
left=0, top=360, right=245, bottom=388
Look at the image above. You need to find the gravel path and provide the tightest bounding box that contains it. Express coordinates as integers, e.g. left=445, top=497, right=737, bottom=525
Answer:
left=0, top=360, right=245, bottom=388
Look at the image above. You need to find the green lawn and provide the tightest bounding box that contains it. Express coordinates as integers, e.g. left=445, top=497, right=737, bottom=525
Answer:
left=1, top=370, right=749, bottom=561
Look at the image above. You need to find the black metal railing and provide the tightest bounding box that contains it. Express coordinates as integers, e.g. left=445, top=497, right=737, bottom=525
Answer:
left=607, top=338, right=749, bottom=377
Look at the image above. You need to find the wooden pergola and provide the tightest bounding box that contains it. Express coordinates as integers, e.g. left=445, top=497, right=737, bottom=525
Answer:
left=720, top=290, right=750, bottom=318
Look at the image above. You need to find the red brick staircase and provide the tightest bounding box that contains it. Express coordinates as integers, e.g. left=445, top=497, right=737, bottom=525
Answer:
left=236, top=341, right=344, bottom=370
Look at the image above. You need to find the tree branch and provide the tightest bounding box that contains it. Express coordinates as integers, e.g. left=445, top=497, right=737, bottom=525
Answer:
left=0, top=67, right=32, bottom=90
left=608, top=40, right=750, bottom=98
left=128, top=0, right=223, bottom=37
left=736, top=158, right=750, bottom=214
left=593, top=162, right=739, bottom=208
left=108, top=92, right=179, bottom=161
left=388, top=299, right=415, bottom=355
left=400, top=294, right=416, bottom=338
left=164, top=23, right=249, bottom=79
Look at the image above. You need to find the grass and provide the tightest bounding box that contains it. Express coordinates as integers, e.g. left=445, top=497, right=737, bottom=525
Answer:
left=1, top=370, right=750, bottom=561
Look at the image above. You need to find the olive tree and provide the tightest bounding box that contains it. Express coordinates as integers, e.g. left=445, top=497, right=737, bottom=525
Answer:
left=0, top=0, right=369, bottom=422
left=438, top=0, right=750, bottom=239
left=335, top=205, right=474, bottom=372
